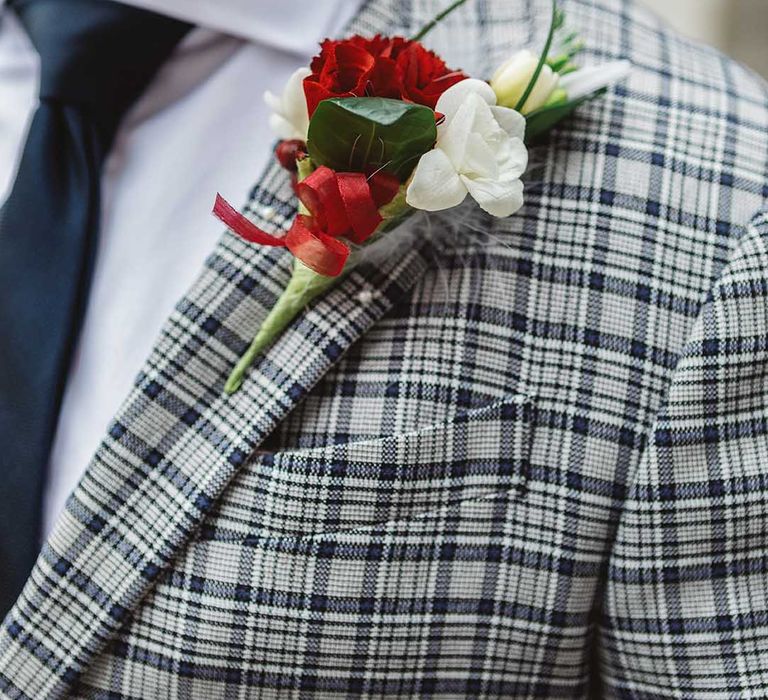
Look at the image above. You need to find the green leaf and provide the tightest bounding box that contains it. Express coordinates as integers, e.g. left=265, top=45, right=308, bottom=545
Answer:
left=307, top=97, right=437, bottom=181
left=524, top=90, right=603, bottom=142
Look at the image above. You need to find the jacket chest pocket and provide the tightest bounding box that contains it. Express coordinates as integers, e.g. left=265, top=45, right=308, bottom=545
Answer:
left=203, top=394, right=533, bottom=542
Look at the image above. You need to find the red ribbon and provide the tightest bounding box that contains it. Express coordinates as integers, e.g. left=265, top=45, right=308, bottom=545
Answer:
left=213, top=166, right=399, bottom=278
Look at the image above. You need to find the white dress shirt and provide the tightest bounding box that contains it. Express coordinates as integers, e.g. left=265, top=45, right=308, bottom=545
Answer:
left=0, top=1, right=362, bottom=535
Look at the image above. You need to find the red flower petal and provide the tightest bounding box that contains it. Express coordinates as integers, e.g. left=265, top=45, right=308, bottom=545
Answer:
left=302, top=79, right=334, bottom=118
left=395, top=42, right=468, bottom=108
left=366, top=56, right=402, bottom=99
left=333, top=42, right=376, bottom=92
left=305, top=35, right=466, bottom=113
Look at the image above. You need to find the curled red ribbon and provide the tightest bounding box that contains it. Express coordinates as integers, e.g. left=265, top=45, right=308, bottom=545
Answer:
left=213, top=166, right=399, bottom=277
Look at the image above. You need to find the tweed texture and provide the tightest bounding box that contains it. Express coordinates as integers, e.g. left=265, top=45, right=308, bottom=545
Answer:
left=1, top=0, right=768, bottom=697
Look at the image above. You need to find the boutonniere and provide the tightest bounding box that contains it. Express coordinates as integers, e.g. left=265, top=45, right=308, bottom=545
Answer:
left=215, top=0, right=629, bottom=393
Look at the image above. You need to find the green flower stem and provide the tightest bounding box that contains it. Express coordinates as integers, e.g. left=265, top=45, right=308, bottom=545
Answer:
left=410, top=0, right=469, bottom=42
left=223, top=181, right=413, bottom=395
left=514, top=0, right=562, bottom=113
left=224, top=261, right=338, bottom=394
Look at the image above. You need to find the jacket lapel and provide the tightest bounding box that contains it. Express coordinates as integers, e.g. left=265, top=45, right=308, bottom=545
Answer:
left=0, top=2, right=438, bottom=695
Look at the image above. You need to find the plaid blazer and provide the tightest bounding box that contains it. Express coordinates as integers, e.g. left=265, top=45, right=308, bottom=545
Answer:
left=2, top=0, right=768, bottom=697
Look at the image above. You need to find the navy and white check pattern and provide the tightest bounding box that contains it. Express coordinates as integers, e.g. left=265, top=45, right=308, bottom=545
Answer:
left=1, top=0, right=768, bottom=697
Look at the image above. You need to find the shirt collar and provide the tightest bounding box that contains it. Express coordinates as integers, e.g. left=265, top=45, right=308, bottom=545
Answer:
left=103, top=0, right=365, bottom=56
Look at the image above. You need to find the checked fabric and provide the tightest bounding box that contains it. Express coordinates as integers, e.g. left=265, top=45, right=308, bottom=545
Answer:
left=1, top=0, right=768, bottom=697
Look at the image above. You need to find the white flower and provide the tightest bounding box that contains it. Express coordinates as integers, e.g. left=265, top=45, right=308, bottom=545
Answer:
left=559, top=60, right=631, bottom=101
left=264, top=67, right=311, bottom=141
left=406, top=79, right=528, bottom=218
left=490, top=49, right=560, bottom=114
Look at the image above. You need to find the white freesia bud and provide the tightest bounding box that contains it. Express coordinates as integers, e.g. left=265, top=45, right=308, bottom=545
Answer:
left=490, top=49, right=559, bottom=114
left=264, top=67, right=311, bottom=141
left=406, top=79, right=528, bottom=218
left=559, top=60, right=631, bottom=101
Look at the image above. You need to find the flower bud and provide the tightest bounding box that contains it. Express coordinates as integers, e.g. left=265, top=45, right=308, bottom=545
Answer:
left=490, top=49, right=560, bottom=114
left=275, top=139, right=306, bottom=173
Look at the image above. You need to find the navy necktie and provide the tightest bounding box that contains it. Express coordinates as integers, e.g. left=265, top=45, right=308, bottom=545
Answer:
left=0, top=0, right=190, bottom=617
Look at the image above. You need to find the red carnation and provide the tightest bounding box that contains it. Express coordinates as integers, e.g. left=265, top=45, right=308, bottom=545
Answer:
left=303, top=35, right=467, bottom=116
left=392, top=42, right=467, bottom=108
left=303, top=36, right=399, bottom=116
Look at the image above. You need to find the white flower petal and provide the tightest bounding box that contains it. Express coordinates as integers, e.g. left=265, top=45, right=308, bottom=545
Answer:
left=490, top=50, right=559, bottom=113
left=461, top=175, right=524, bottom=217
left=418, top=74, right=529, bottom=219
left=496, top=136, right=529, bottom=179
left=490, top=49, right=538, bottom=85
left=559, top=60, right=631, bottom=101
left=469, top=94, right=506, bottom=138
left=440, top=94, right=482, bottom=169
left=263, top=66, right=311, bottom=140
left=463, top=132, right=499, bottom=179
left=263, top=90, right=281, bottom=112
left=490, top=50, right=538, bottom=107
left=284, top=67, right=311, bottom=135
left=435, top=78, right=497, bottom=120
left=406, top=148, right=468, bottom=212
left=520, top=63, right=559, bottom=113
left=268, top=114, right=292, bottom=137
left=490, top=105, right=526, bottom=140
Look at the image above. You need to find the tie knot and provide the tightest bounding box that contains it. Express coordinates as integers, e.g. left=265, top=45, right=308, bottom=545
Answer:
left=12, top=0, right=190, bottom=130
